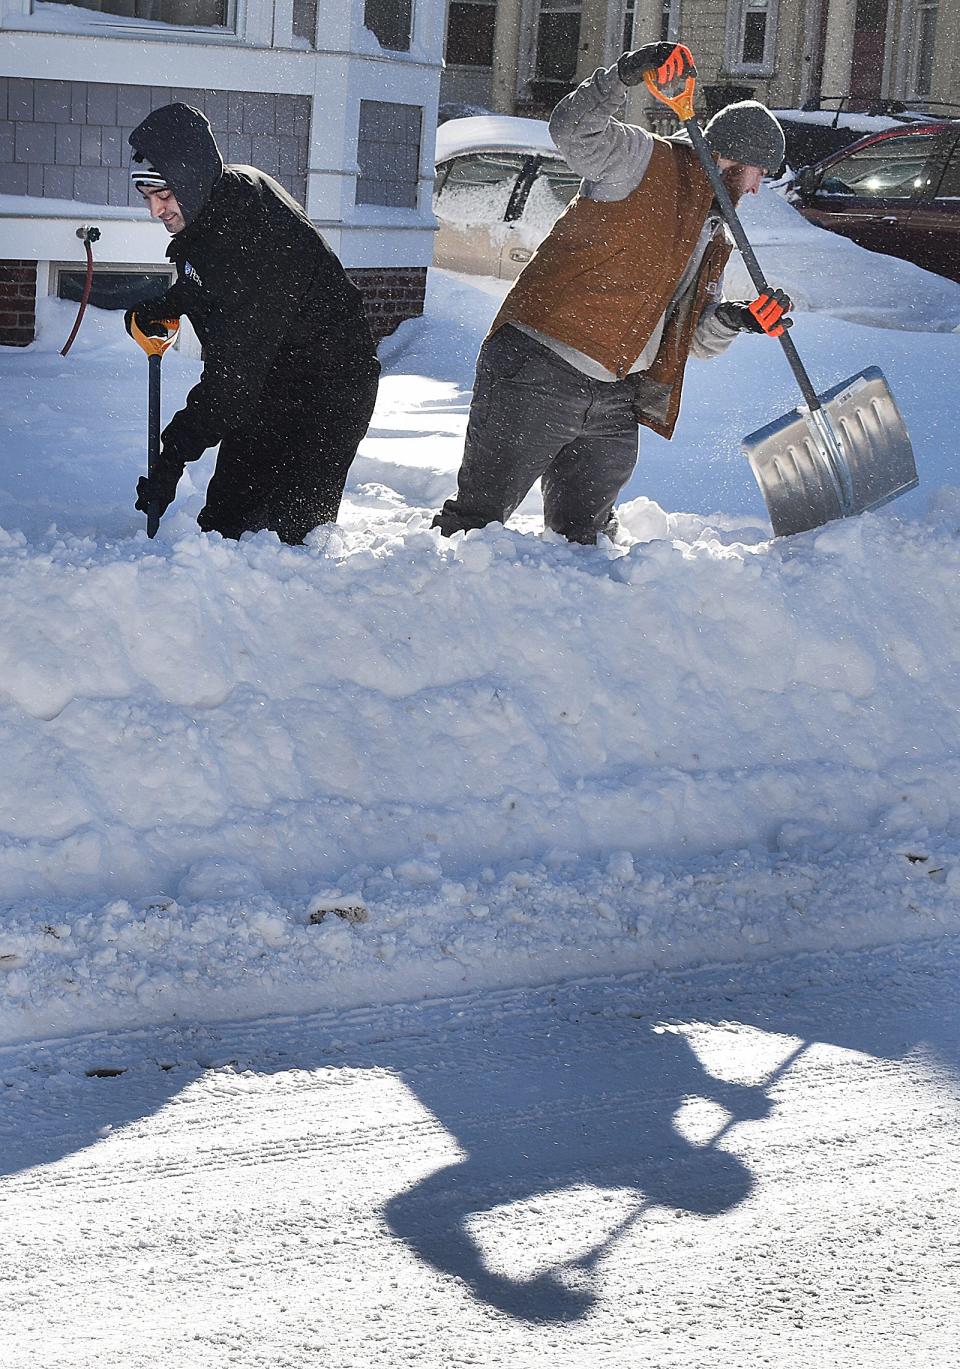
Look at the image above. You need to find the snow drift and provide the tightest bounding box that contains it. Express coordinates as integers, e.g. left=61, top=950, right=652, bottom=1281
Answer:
left=2, top=223, right=960, bottom=1045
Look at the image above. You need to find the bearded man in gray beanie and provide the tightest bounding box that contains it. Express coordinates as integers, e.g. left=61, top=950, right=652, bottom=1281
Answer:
left=434, top=42, right=792, bottom=545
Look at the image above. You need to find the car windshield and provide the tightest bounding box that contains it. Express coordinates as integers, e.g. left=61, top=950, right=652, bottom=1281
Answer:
left=434, top=152, right=528, bottom=225
left=520, top=158, right=581, bottom=231
left=817, top=133, right=939, bottom=198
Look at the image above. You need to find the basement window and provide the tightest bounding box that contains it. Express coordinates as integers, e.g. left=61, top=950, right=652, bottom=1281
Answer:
left=56, top=268, right=174, bottom=311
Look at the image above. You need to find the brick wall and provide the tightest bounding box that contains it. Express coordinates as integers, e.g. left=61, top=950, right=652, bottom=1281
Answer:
left=349, top=266, right=427, bottom=342
left=0, top=260, right=37, bottom=346
left=0, top=78, right=310, bottom=208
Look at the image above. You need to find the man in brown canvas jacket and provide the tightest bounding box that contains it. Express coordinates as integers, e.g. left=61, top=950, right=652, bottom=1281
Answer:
left=433, top=42, right=793, bottom=545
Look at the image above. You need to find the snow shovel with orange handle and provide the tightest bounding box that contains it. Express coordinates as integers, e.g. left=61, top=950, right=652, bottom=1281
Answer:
left=645, top=45, right=918, bottom=538
left=130, top=314, right=180, bottom=538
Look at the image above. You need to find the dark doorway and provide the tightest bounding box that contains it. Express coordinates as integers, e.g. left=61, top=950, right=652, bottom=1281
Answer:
left=850, top=0, right=887, bottom=107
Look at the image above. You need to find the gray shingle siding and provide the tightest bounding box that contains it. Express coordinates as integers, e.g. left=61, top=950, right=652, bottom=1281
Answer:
left=356, top=100, right=422, bottom=210
left=1, top=81, right=311, bottom=209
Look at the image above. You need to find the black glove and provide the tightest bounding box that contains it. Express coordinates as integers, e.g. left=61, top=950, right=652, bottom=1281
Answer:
left=135, top=470, right=180, bottom=521
left=617, top=42, right=685, bottom=88
left=715, top=289, right=794, bottom=337
left=124, top=308, right=170, bottom=339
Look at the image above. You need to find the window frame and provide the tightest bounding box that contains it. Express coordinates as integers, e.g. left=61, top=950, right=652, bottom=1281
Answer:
left=532, top=0, right=583, bottom=89
left=724, top=0, right=779, bottom=78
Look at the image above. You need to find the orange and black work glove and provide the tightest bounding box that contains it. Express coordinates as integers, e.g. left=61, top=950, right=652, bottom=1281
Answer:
left=715, top=290, right=794, bottom=338
left=617, top=42, right=688, bottom=88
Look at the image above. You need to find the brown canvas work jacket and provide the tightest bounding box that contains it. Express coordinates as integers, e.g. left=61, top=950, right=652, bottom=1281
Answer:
left=491, top=137, right=733, bottom=440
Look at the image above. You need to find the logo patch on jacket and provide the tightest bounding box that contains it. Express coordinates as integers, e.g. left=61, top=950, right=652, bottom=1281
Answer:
left=182, top=260, right=204, bottom=288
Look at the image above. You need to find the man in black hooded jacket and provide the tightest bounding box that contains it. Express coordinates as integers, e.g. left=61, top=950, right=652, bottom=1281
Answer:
left=126, top=102, right=380, bottom=543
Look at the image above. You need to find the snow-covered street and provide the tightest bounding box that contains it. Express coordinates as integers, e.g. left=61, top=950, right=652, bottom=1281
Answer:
left=3, top=937, right=958, bottom=1367
left=3, top=184, right=960, bottom=1362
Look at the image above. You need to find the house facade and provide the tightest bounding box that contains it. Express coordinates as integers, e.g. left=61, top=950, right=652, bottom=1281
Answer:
left=440, top=0, right=959, bottom=122
left=0, top=0, right=446, bottom=346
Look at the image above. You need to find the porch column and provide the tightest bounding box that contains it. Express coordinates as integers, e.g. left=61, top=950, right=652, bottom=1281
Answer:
left=820, top=0, right=859, bottom=97
left=931, top=0, right=960, bottom=107
left=576, top=0, right=617, bottom=81
left=491, top=0, right=525, bottom=113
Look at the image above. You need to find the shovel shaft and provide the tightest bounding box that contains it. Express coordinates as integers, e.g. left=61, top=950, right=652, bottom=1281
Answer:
left=147, top=352, right=161, bottom=539
left=682, top=118, right=823, bottom=414
left=683, top=116, right=855, bottom=512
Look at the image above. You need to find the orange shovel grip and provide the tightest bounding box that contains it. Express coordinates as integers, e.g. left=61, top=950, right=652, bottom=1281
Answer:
left=131, top=315, right=181, bottom=357
left=643, top=44, right=697, bottom=124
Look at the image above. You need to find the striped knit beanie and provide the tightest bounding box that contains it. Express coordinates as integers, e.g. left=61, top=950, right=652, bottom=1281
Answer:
left=130, top=154, right=168, bottom=190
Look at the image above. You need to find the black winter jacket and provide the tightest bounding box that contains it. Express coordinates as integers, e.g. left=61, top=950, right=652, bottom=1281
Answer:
left=129, top=104, right=376, bottom=470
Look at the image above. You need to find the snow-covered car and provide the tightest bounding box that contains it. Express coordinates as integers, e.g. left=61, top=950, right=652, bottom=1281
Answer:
left=433, top=115, right=581, bottom=279
left=786, top=119, right=960, bottom=283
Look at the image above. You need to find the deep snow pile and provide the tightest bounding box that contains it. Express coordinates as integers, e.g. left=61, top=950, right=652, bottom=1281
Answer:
left=2, top=210, right=960, bottom=1046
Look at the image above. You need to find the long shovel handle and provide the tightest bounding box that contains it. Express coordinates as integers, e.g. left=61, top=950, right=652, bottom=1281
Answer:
left=644, top=53, right=854, bottom=514
left=643, top=56, right=822, bottom=414
left=682, top=118, right=824, bottom=414
left=147, top=352, right=161, bottom=539
left=130, top=317, right=179, bottom=539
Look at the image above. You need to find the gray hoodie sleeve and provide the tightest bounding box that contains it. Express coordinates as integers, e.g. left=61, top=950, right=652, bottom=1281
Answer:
left=548, top=64, right=654, bottom=202
left=690, top=302, right=740, bottom=360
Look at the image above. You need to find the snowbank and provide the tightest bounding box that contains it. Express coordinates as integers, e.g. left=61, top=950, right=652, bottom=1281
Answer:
left=2, top=509, right=960, bottom=1043
left=2, top=274, right=960, bottom=1046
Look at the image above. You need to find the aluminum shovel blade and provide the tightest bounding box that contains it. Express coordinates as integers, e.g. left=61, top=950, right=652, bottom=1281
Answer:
left=742, top=366, right=918, bottom=538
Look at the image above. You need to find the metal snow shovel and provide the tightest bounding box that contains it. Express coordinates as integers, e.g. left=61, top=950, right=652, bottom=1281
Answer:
left=130, top=314, right=180, bottom=537
left=645, top=48, right=918, bottom=537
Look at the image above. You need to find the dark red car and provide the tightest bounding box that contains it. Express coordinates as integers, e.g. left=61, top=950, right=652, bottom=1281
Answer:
left=788, top=120, right=960, bottom=283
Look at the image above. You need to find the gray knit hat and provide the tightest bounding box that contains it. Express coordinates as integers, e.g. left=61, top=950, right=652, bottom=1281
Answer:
left=703, top=100, right=785, bottom=175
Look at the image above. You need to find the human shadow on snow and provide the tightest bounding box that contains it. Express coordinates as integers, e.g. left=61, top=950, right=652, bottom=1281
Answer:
left=0, top=939, right=957, bottom=1326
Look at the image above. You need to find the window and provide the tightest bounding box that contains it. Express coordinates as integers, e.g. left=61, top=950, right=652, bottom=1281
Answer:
left=934, top=138, right=960, bottom=200
left=364, top=0, right=413, bottom=52
left=519, top=158, right=580, bottom=232
left=57, top=268, right=173, bottom=311
left=534, top=0, right=582, bottom=86
left=816, top=133, right=939, bottom=200
left=42, top=0, right=229, bottom=25
left=913, top=1, right=939, bottom=99
left=293, top=0, right=317, bottom=44
left=434, top=153, right=527, bottom=224
left=727, top=0, right=777, bottom=73
left=446, top=0, right=497, bottom=66
left=660, top=0, right=681, bottom=42
left=622, top=0, right=636, bottom=51
left=356, top=101, right=422, bottom=209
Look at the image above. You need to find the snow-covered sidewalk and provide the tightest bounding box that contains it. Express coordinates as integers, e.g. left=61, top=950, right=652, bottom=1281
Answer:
left=2, top=936, right=958, bottom=1367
